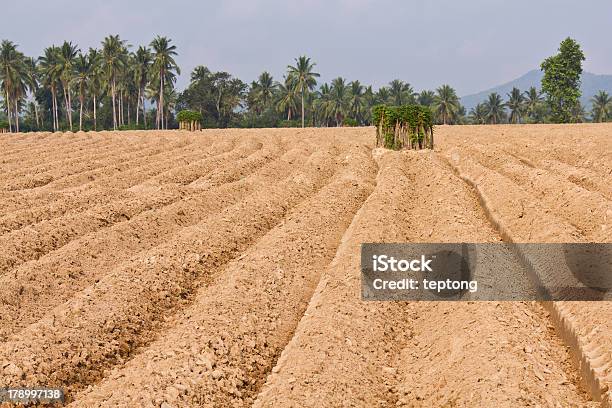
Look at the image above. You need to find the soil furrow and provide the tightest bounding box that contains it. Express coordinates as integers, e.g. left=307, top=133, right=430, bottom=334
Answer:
left=0, top=137, right=232, bottom=229
left=0, top=144, right=341, bottom=399
left=0, top=137, right=267, bottom=276
left=0, top=136, right=163, bottom=186
left=442, top=146, right=610, bottom=404
left=68, top=143, right=377, bottom=407
left=255, top=150, right=592, bottom=407
left=0, top=137, right=303, bottom=340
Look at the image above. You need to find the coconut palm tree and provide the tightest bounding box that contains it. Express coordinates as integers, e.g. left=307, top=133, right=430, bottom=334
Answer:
left=287, top=56, right=319, bottom=128
left=150, top=36, right=180, bottom=129
left=276, top=76, right=298, bottom=121
left=24, top=57, right=41, bottom=129
left=348, top=80, right=365, bottom=124
left=506, top=87, right=525, bottom=124
left=0, top=40, right=27, bottom=132
left=256, top=71, right=275, bottom=110
left=433, top=84, right=460, bottom=125
left=417, top=90, right=435, bottom=107
left=483, top=92, right=506, bottom=124
left=73, top=53, right=91, bottom=130
left=102, top=35, right=128, bottom=130
left=376, top=87, right=390, bottom=105
left=389, top=79, right=416, bottom=106
left=39, top=46, right=62, bottom=131
left=523, top=86, right=544, bottom=123
left=590, top=90, right=612, bottom=122
left=132, top=46, right=151, bottom=127
left=58, top=41, right=79, bottom=130
left=314, top=82, right=332, bottom=126
left=87, top=48, right=103, bottom=130
left=327, top=77, right=349, bottom=126
left=469, top=103, right=487, bottom=124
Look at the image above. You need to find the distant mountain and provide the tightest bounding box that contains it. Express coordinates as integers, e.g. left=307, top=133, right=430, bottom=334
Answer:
left=460, top=69, right=612, bottom=111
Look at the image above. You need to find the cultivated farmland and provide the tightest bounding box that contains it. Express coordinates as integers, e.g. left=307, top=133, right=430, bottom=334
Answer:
left=0, top=125, right=610, bottom=407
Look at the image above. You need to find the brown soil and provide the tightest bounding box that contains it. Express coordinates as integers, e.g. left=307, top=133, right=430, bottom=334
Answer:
left=0, top=125, right=609, bottom=407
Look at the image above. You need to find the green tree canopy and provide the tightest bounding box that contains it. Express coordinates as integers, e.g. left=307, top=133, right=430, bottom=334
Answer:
left=540, top=37, right=585, bottom=123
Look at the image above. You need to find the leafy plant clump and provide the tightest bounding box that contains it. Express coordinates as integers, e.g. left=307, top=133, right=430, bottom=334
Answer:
left=372, top=104, right=434, bottom=150
left=0, top=120, right=9, bottom=132
left=177, top=110, right=203, bottom=131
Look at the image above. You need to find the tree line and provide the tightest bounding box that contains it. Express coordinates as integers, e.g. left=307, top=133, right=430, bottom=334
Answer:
left=2, top=36, right=610, bottom=132
left=0, top=35, right=179, bottom=132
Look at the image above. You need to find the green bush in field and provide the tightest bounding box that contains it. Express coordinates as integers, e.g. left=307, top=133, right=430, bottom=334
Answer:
left=372, top=104, right=434, bottom=150
left=343, top=118, right=358, bottom=127
left=176, top=110, right=203, bottom=122
left=177, top=110, right=203, bottom=131
left=0, top=120, right=8, bottom=130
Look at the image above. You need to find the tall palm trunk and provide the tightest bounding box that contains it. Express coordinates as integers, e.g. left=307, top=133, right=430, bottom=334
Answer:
left=67, top=86, right=73, bottom=130
left=5, top=87, right=11, bottom=132
left=158, top=69, right=164, bottom=129
left=14, top=99, right=19, bottom=132
left=301, top=90, right=305, bottom=128
left=136, top=87, right=141, bottom=125
left=142, top=91, right=147, bottom=129
left=79, top=91, right=84, bottom=131
left=34, top=102, right=40, bottom=129
left=51, top=87, right=58, bottom=131
left=93, top=94, right=97, bottom=131
left=111, top=76, right=117, bottom=130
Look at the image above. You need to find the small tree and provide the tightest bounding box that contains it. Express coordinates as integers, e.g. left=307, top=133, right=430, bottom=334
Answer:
left=541, top=38, right=585, bottom=123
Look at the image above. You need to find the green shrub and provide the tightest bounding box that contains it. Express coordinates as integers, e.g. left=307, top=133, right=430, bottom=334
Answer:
left=343, top=118, right=358, bottom=127
left=176, top=110, right=203, bottom=122
left=277, top=119, right=301, bottom=128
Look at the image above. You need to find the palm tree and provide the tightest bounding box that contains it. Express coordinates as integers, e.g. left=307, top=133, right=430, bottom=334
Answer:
left=469, top=103, right=487, bottom=124
left=86, top=48, right=103, bottom=130
left=348, top=80, right=365, bottom=124
left=389, top=79, right=416, bottom=106
left=287, top=56, right=320, bottom=128
left=24, top=57, right=41, bottom=129
left=590, top=90, right=612, bottom=122
left=58, top=41, right=79, bottom=130
left=73, top=53, right=91, bottom=130
left=433, top=84, right=460, bottom=125
left=133, top=46, right=152, bottom=127
left=102, top=35, right=127, bottom=130
left=150, top=36, right=180, bottom=130
left=276, top=76, right=298, bottom=121
left=483, top=92, right=506, bottom=124
left=256, top=71, right=275, bottom=110
left=328, top=77, right=349, bottom=126
left=39, top=46, right=62, bottom=131
left=506, top=87, right=525, bottom=124
left=0, top=40, right=27, bottom=132
left=418, top=90, right=435, bottom=107
left=376, top=87, right=390, bottom=105
left=523, top=87, right=544, bottom=123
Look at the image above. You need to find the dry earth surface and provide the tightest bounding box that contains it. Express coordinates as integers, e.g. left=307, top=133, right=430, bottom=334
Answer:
left=0, top=125, right=610, bottom=407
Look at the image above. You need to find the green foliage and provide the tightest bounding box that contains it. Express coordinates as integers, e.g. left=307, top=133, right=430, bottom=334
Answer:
left=0, top=119, right=8, bottom=129
left=343, top=118, right=358, bottom=127
left=372, top=104, right=434, bottom=150
left=541, top=38, right=585, bottom=123
left=277, top=119, right=301, bottom=128
left=176, top=110, right=203, bottom=122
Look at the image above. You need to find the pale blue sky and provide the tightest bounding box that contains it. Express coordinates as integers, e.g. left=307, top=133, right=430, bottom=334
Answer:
left=4, top=0, right=611, bottom=95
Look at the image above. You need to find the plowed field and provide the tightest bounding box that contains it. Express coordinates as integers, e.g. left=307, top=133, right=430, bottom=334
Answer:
left=0, top=125, right=610, bottom=407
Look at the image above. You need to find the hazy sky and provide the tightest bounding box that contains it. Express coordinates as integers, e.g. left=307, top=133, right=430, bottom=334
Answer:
left=4, top=0, right=612, bottom=96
